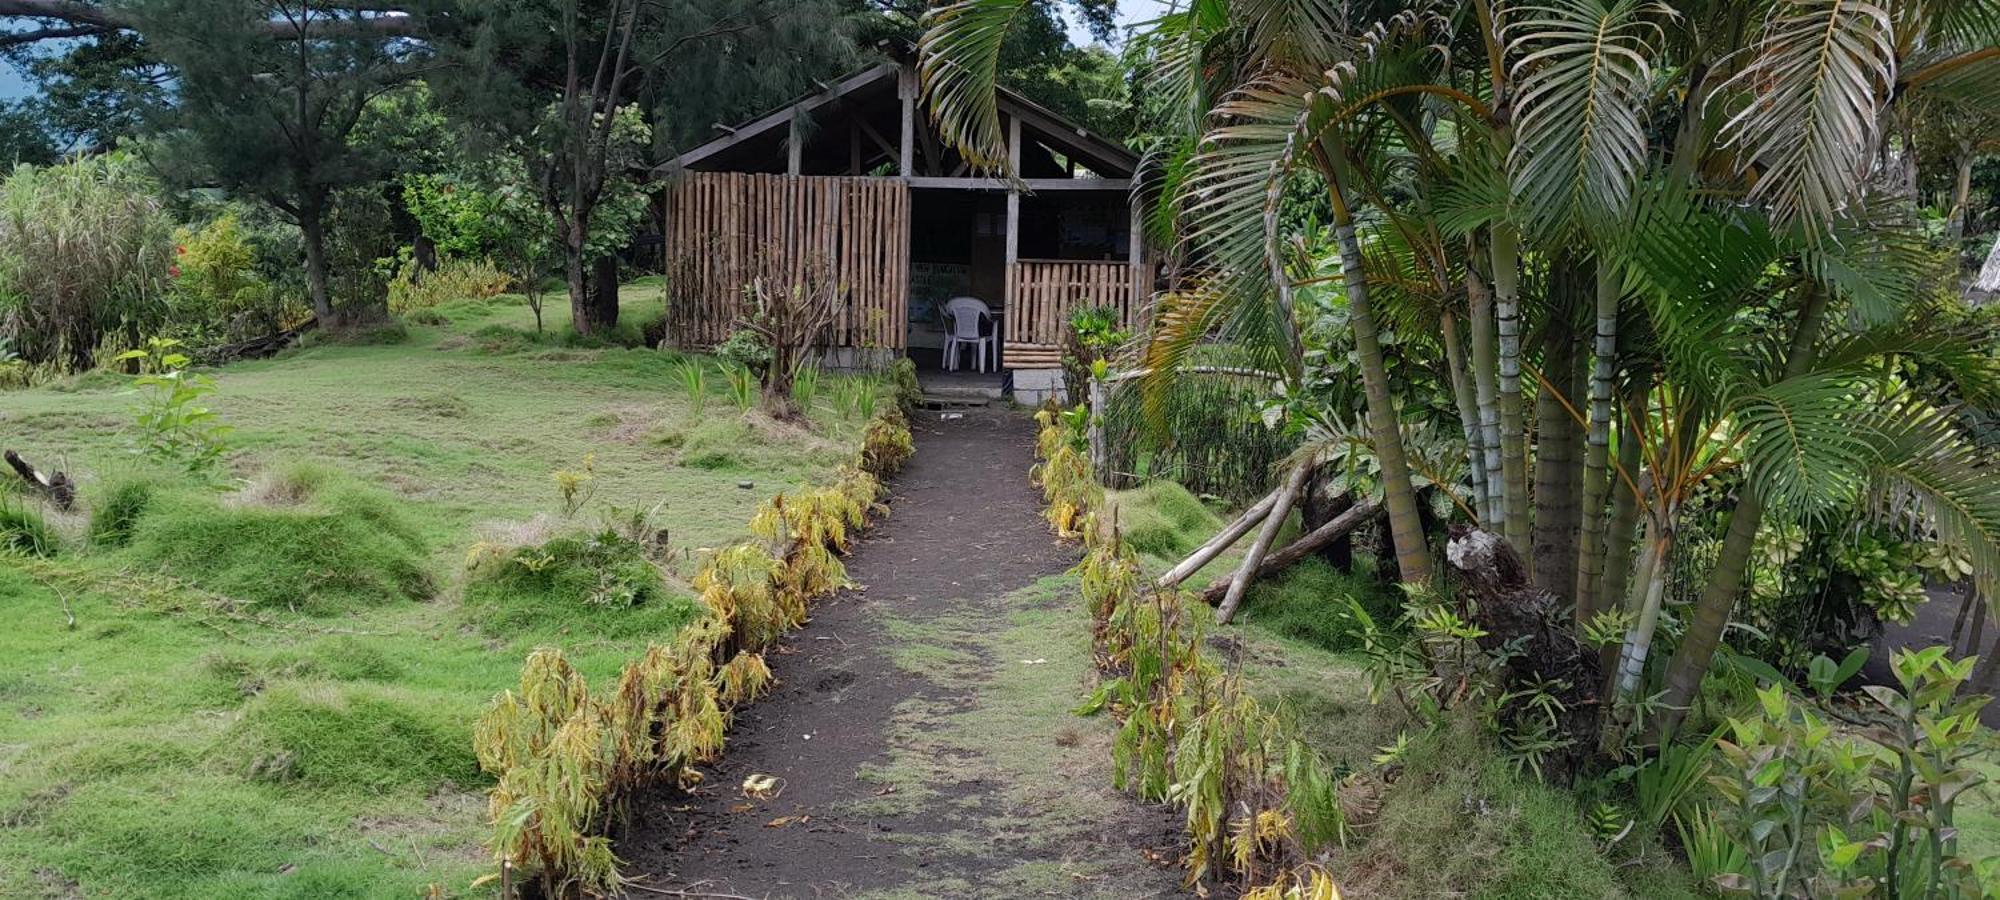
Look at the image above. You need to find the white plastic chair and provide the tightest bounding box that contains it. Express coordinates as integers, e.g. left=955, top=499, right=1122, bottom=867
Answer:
left=942, top=296, right=996, bottom=373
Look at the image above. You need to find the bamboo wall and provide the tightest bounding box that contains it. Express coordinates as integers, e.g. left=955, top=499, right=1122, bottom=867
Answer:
left=1004, top=259, right=1145, bottom=368
left=665, top=173, right=910, bottom=350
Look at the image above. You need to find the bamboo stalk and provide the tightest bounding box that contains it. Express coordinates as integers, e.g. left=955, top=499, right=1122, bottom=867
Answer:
left=1157, top=488, right=1285, bottom=589
left=1201, top=497, right=1382, bottom=607
left=1216, top=462, right=1313, bottom=624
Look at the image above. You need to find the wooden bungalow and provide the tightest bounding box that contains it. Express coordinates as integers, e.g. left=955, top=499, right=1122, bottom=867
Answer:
left=655, top=58, right=1154, bottom=402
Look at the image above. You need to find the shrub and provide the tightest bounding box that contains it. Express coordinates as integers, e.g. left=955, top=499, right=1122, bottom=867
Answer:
left=122, top=469, right=432, bottom=614
left=887, top=356, right=922, bottom=411
left=463, top=525, right=698, bottom=639
left=0, top=497, right=58, bottom=555
left=0, top=155, right=175, bottom=371
left=169, top=209, right=304, bottom=343
left=386, top=255, right=511, bottom=317
left=859, top=407, right=915, bottom=477
left=117, top=337, right=233, bottom=478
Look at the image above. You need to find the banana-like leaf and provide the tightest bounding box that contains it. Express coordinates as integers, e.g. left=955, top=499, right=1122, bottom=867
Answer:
left=1714, top=0, right=1897, bottom=233
left=1502, top=0, right=1665, bottom=236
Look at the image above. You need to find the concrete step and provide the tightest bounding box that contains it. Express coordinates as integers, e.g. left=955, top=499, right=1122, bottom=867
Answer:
left=920, top=383, right=1005, bottom=401
left=919, top=393, right=995, bottom=410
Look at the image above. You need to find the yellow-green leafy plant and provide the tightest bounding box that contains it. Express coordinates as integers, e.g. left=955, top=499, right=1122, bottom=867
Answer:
left=116, top=336, right=232, bottom=478
left=387, top=255, right=511, bottom=316
left=717, top=650, right=774, bottom=705
left=694, top=543, right=793, bottom=652
left=1050, top=415, right=1345, bottom=891
left=475, top=649, right=622, bottom=899
left=553, top=454, right=596, bottom=519
left=859, top=406, right=914, bottom=476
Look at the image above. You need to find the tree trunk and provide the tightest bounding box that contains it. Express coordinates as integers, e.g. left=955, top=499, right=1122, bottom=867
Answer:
left=1975, top=233, right=2000, bottom=295
left=1338, top=222, right=1433, bottom=585
left=1215, top=461, right=1313, bottom=623
left=1532, top=262, right=1584, bottom=598
left=1442, top=306, right=1489, bottom=523
left=1490, top=225, right=1532, bottom=560
left=1468, top=248, right=1506, bottom=529
left=1612, top=517, right=1673, bottom=702
left=590, top=254, right=622, bottom=331
left=412, top=232, right=439, bottom=273
left=1655, top=285, right=1830, bottom=734
left=1203, top=496, right=1382, bottom=607
left=1301, top=471, right=1356, bottom=571
left=563, top=238, right=590, bottom=335
left=298, top=199, right=338, bottom=327
left=1597, top=379, right=1647, bottom=616
left=1574, top=261, right=1622, bottom=621
left=1445, top=526, right=1603, bottom=782
left=1947, top=146, right=1974, bottom=241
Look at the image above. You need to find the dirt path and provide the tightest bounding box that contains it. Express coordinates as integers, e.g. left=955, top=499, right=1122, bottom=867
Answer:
left=620, top=408, right=1184, bottom=899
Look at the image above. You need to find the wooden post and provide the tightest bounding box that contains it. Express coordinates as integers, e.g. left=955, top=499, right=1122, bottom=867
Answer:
left=1003, top=115, right=1021, bottom=331
left=1088, top=376, right=1107, bottom=477
left=897, top=65, right=916, bottom=178
left=787, top=116, right=803, bottom=176
left=1127, top=194, right=1145, bottom=322
left=849, top=120, right=861, bottom=175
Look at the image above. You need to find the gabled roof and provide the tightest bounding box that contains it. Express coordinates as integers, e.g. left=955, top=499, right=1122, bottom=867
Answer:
left=657, top=59, right=1138, bottom=180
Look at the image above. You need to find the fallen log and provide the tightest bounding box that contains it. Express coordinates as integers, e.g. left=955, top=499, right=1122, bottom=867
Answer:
left=1216, top=463, right=1314, bottom=623
left=1156, top=488, right=1283, bottom=589
left=4, top=450, right=75, bottom=511
left=1202, top=495, right=1380, bottom=608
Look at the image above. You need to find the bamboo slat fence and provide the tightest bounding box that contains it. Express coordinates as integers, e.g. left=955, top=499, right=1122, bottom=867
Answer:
left=664, top=172, right=910, bottom=350
left=1004, top=258, right=1145, bottom=367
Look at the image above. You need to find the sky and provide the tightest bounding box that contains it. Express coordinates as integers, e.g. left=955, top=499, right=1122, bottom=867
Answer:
left=1066, top=0, right=1169, bottom=48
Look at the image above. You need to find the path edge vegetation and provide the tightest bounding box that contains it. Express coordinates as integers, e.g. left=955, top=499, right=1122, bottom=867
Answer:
left=1032, top=409, right=1349, bottom=898
left=470, top=401, right=915, bottom=897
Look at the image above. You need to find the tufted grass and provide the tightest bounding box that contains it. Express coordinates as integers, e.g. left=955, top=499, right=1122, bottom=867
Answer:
left=0, top=283, right=876, bottom=898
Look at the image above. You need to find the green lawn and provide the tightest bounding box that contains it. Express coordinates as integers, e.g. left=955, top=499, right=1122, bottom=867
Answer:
left=0, top=284, right=880, bottom=898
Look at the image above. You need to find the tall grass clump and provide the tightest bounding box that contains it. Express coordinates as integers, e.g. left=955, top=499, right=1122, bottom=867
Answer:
left=0, top=155, right=176, bottom=371
left=87, top=474, right=160, bottom=547
left=0, top=497, right=59, bottom=556
left=675, top=359, right=706, bottom=416
left=121, top=465, right=432, bottom=614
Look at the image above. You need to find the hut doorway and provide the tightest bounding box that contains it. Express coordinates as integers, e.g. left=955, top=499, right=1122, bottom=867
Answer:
left=906, top=187, right=1007, bottom=372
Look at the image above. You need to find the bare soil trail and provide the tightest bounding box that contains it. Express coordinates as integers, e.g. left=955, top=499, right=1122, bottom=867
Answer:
left=619, top=408, right=1184, bottom=899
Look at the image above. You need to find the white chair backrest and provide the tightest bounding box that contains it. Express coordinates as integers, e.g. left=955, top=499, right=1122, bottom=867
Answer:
left=944, top=296, right=991, bottom=340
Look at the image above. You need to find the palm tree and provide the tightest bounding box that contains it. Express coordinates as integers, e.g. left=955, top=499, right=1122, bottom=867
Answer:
left=921, top=0, right=2000, bottom=745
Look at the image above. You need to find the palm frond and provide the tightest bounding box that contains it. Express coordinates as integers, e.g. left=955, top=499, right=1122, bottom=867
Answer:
left=1863, top=398, right=2000, bottom=604
left=1792, top=197, right=1938, bottom=327
left=1733, top=371, right=1879, bottom=521
left=918, top=0, right=1033, bottom=171
left=1713, top=0, right=1897, bottom=233
left=1502, top=0, right=1665, bottom=236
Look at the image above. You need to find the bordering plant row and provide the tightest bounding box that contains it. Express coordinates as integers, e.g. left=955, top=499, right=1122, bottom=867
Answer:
left=1031, top=410, right=1347, bottom=900
left=472, top=403, right=915, bottom=898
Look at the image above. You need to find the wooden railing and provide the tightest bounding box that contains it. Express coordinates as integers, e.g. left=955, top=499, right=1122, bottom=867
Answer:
left=1004, top=259, right=1145, bottom=367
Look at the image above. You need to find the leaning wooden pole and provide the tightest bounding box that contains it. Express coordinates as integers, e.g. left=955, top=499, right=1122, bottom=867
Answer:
left=1157, top=488, right=1284, bottom=589
left=1202, top=496, right=1382, bottom=607
left=1215, top=462, right=1312, bottom=624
